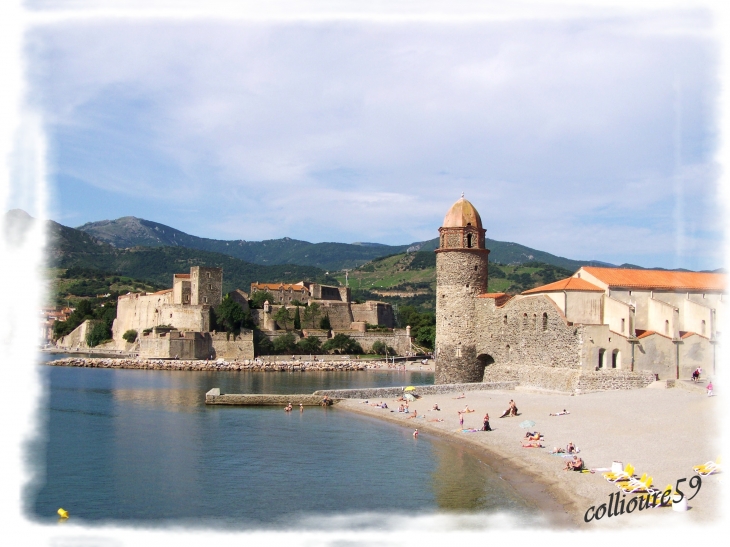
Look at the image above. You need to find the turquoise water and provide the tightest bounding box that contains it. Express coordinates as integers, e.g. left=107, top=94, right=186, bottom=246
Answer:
left=29, top=355, right=536, bottom=529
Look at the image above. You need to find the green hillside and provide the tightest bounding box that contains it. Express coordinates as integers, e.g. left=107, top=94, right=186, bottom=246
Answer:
left=47, top=220, right=337, bottom=294
left=75, top=216, right=612, bottom=272
left=335, top=251, right=574, bottom=315
left=76, top=217, right=414, bottom=271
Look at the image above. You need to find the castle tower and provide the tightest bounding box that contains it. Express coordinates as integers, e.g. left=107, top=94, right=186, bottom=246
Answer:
left=435, top=195, right=489, bottom=384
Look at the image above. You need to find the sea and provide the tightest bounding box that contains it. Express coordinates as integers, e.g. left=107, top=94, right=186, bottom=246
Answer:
left=28, top=353, right=537, bottom=530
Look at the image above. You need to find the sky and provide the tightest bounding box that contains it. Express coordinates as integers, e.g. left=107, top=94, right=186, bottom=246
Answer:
left=11, top=3, right=727, bottom=271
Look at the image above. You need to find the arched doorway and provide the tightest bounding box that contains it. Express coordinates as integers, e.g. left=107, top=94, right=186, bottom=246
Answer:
left=476, top=354, right=495, bottom=381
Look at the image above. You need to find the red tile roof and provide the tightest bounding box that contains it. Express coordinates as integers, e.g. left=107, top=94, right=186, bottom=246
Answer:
left=477, top=292, right=507, bottom=298
left=581, top=267, right=726, bottom=292
left=522, top=277, right=604, bottom=295
left=174, top=274, right=190, bottom=279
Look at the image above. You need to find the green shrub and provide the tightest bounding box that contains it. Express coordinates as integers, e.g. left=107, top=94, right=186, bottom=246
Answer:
left=122, top=329, right=138, bottom=343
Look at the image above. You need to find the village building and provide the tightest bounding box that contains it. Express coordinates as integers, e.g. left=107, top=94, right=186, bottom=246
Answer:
left=434, top=196, right=726, bottom=391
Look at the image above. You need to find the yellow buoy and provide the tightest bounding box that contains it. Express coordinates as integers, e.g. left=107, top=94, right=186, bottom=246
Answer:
left=57, top=508, right=69, bottom=518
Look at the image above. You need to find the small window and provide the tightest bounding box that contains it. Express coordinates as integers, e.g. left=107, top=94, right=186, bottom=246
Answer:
left=467, top=233, right=473, bottom=248
left=612, top=349, right=620, bottom=369
left=474, top=265, right=478, bottom=271
left=621, top=318, right=625, bottom=332
left=665, top=320, right=669, bottom=335
left=598, top=348, right=606, bottom=369
left=503, top=315, right=508, bottom=325
left=208, top=284, right=213, bottom=290
left=204, top=297, right=208, bottom=303
left=701, top=320, right=706, bottom=335
left=506, top=344, right=511, bottom=361
left=207, top=272, right=211, bottom=278
left=542, top=313, right=548, bottom=330
left=455, top=347, right=462, bottom=357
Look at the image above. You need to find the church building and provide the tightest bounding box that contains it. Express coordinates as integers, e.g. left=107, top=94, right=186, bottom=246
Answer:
left=434, top=197, right=726, bottom=390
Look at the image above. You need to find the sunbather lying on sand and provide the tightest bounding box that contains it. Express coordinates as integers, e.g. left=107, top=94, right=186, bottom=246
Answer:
left=427, top=418, right=444, bottom=422
left=453, top=393, right=466, bottom=399
left=521, top=440, right=543, bottom=448
left=407, top=410, right=418, bottom=419
left=551, top=447, right=566, bottom=454
left=524, top=432, right=542, bottom=441
left=563, top=456, right=584, bottom=471
left=550, top=409, right=570, bottom=416
left=461, top=405, right=475, bottom=413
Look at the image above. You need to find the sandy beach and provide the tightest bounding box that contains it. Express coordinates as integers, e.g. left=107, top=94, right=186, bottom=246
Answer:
left=338, top=383, right=721, bottom=528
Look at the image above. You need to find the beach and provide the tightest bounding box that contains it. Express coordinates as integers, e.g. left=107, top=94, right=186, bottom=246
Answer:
left=338, top=384, right=721, bottom=528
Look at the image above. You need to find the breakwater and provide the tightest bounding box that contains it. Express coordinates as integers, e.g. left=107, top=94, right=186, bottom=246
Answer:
left=45, top=357, right=391, bottom=372
left=205, top=381, right=517, bottom=406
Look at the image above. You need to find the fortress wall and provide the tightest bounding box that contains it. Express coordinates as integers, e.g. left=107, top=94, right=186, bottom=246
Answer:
left=319, top=301, right=354, bottom=330
left=351, top=302, right=395, bottom=328
left=57, top=319, right=93, bottom=349
left=210, top=330, right=255, bottom=360
left=113, top=292, right=174, bottom=341
left=339, top=329, right=412, bottom=355
left=480, top=365, right=655, bottom=393
left=139, top=335, right=207, bottom=359
left=475, top=294, right=582, bottom=370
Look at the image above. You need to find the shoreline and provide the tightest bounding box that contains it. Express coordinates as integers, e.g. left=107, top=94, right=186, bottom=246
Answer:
left=336, top=387, right=720, bottom=528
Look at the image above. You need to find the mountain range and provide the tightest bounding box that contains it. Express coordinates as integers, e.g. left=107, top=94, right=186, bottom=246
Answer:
left=74, top=215, right=614, bottom=272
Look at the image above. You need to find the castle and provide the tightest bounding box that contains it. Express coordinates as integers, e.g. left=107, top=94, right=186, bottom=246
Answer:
left=54, top=266, right=409, bottom=358
left=434, top=196, right=726, bottom=391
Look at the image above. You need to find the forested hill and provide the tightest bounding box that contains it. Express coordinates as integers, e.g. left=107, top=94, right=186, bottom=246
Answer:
left=76, top=216, right=414, bottom=271
left=76, top=215, right=613, bottom=271
left=46, top=218, right=336, bottom=293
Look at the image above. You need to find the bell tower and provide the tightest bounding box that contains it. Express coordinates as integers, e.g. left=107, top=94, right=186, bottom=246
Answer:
left=435, top=194, right=490, bottom=384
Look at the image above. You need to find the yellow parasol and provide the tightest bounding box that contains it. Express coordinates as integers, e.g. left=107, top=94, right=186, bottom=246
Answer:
left=404, top=386, right=416, bottom=392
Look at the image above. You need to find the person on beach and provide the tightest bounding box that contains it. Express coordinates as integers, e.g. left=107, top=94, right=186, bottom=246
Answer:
left=563, top=456, right=584, bottom=471
left=549, top=409, right=570, bottom=416
left=407, top=410, right=418, bottom=419
left=692, top=368, right=700, bottom=382
left=299, top=403, right=304, bottom=412
left=461, top=405, right=474, bottom=413
left=454, top=393, right=466, bottom=399
left=285, top=403, right=293, bottom=412
left=413, top=429, right=418, bottom=437
left=482, top=413, right=492, bottom=431
left=567, top=442, right=576, bottom=454
left=522, top=440, right=543, bottom=448
left=432, top=403, right=440, bottom=411
left=551, top=447, right=566, bottom=454
left=459, top=413, right=464, bottom=427
left=510, top=400, right=518, bottom=416
left=524, top=432, right=541, bottom=441
left=707, top=380, right=714, bottom=397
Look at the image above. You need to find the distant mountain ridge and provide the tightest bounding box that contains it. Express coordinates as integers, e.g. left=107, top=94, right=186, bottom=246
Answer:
left=76, top=216, right=616, bottom=272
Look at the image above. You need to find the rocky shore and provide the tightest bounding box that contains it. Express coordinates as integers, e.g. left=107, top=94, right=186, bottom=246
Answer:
left=45, top=356, right=404, bottom=372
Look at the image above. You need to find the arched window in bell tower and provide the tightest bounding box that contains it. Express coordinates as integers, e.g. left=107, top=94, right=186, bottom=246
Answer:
left=467, top=233, right=473, bottom=248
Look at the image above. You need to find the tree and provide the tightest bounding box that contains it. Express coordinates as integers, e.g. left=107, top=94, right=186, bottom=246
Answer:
left=86, top=320, right=112, bottom=347
left=274, top=306, right=292, bottom=331
left=415, top=325, right=436, bottom=350
left=296, top=336, right=322, bottom=354
left=272, top=332, right=297, bottom=354
left=322, top=333, right=363, bottom=355
left=253, top=330, right=274, bottom=356
left=319, top=312, right=331, bottom=330
left=216, top=295, right=246, bottom=333
left=250, top=290, right=275, bottom=309
left=122, top=329, right=138, bottom=343
left=371, top=340, right=386, bottom=355
left=302, top=302, right=321, bottom=329
left=293, top=306, right=301, bottom=330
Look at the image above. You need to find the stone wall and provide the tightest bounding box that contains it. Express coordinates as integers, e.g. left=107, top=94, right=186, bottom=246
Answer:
left=205, top=390, right=325, bottom=406
left=314, top=381, right=516, bottom=399
left=112, top=291, right=210, bottom=347
left=210, top=330, right=255, bottom=360
left=351, top=301, right=395, bottom=328
left=340, top=329, right=412, bottom=355
left=574, top=370, right=656, bottom=393
left=139, top=330, right=210, bottom=359
left=475, top=294, right=583, bottom=370
left=481, top=364, right=656, bottom=393
left=57, top=319, right=93, bottom=349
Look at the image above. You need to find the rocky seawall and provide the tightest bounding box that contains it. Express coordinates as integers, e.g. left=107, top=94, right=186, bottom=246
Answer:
left=44, top=357, right=390, bottom=372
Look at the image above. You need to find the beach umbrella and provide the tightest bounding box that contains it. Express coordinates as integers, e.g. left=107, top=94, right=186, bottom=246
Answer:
left=404, top=386, right=416, bottom=392
left=519, top=420, right=536, bottom=429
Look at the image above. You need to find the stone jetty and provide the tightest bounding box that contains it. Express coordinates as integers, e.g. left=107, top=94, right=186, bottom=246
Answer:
left=45, top=357, right=389, bottom=372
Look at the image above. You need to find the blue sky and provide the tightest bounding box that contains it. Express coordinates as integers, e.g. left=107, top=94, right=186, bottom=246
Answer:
left=19, top=4, right=724, bottom=270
